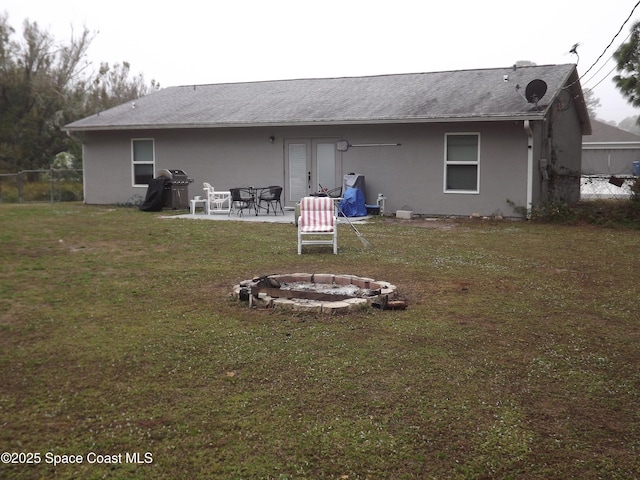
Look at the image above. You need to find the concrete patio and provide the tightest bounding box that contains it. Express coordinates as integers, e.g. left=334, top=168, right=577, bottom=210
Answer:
left=164, top=209, right=371, bottom=224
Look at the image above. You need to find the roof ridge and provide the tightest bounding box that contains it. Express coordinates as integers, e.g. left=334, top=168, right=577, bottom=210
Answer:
left=170, top=64, right=576, bottom=89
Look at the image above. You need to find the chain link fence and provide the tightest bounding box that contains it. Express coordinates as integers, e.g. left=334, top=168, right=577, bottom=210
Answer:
left=580, top=175, right=635, bottom=200
left=0, top=169, right=83, bottom=204
left=0, top=169, right=633, bottom=205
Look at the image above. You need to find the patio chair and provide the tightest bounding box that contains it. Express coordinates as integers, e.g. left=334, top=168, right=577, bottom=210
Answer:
left=229, top=188, right=256, bottom=216
left=257, top=186, right=284, bottom=215
left=297, top=196, right=338, bottom=254
left=203, top=182, right=231, bottom=213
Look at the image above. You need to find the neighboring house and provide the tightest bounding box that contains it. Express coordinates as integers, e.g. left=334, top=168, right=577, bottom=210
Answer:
left=65, top=64, right=591, bottom=217
left=582, top=119, right=640, bottom=175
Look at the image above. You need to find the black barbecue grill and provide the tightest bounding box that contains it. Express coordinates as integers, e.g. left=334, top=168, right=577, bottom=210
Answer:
left=156, top=169, right=193, bottom=209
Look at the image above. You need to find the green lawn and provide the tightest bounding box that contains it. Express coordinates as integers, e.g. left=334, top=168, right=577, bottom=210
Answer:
left=1, top=204, right=639, bottom=479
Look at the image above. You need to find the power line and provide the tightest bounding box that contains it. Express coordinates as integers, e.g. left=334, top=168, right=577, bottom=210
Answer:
left=585, top=63, right=619, bottom=92
left=582, top=30, right=633, bottom=89
left=579, top=0, right=640, bottom=80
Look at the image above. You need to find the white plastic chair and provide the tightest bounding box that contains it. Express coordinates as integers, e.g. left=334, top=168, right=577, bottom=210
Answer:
left=297, top=196, right=338, bottom=254
left=203, top=182, right=231, bottom=214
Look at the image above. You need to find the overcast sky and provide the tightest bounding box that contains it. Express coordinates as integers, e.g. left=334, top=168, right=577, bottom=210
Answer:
left=4, top=0, right=640, bottom=123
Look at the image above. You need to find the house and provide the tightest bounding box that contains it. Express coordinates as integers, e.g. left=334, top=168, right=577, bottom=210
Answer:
left=582, top=119, right=640, bottom=175
left=64, top=64, right=591, bottom=217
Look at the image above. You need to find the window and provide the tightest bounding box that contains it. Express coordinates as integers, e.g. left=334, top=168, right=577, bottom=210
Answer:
left=132, top=139, right=154, bottom=186
left=444, top=133, right=479, bottom=193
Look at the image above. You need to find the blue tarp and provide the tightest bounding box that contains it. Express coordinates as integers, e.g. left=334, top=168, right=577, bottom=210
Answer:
left=339, top=187, right=367, bottom=217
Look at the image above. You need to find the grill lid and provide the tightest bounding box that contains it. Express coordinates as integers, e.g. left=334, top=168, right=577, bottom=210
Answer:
left=156, top=169, right=192, bottom=184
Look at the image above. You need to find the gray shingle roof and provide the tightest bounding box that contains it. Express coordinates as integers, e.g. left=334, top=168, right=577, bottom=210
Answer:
left=65, top=64, right=589, bottom=132
left=585, top=119, right=640, bottom=143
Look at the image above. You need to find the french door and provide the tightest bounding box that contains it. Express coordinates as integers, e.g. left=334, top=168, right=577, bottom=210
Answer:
left=284, top=138, right=340, bottom=207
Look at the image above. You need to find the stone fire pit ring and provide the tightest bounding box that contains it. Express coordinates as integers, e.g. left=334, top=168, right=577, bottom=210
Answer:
left=233, top=273, right=405, bottom=313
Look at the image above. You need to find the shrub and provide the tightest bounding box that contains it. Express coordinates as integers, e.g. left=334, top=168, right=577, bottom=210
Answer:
left=572, top=199, right=640, bottom=228
left=510, top=196, right=640, bottom=228
left=529, top=199, right=575, bottom=222
left=631, top=176, right=640, bottom=202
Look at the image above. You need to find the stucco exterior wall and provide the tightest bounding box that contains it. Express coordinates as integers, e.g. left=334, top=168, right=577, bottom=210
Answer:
left=82, top=121, right=536, bottom=217
left=81, top=128, right=287, bottom=205
left=335, top=122, right=529, bottom=217
left=544, top=100, right=584, bottom=204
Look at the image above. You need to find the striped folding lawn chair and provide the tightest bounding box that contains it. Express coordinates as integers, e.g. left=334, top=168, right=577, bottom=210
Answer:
left=297, top=196, right=338, bottom=254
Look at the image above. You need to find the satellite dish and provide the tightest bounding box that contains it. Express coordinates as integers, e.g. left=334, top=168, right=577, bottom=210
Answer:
left=525, top=79, right=547, bottom=104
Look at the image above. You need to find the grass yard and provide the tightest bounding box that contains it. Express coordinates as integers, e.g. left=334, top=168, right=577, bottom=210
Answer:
left=1, top=203, right=639, bottom=479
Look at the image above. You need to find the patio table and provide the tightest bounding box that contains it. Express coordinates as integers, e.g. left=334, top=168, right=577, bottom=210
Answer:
left=231, top=186, right=286, bottom=216
left=190, top=196, right=207, bottom=214
left=230, top=187, right=259, bottom=216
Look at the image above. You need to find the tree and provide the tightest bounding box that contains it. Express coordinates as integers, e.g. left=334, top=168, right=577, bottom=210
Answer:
left=0, top=15, right=91, bottom=171
left=0, top=13, right=159, bottom=173
left=618, top=115, right=640, bottom=134
left=86, top=61, right=159, bottom=114
left=613, top=21, right=640, bottom=110
left=583, top=89, right=601, bottom=119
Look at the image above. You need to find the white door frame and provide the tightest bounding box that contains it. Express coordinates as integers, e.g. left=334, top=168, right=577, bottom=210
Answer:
left=283, top=137, right=341, bottom=207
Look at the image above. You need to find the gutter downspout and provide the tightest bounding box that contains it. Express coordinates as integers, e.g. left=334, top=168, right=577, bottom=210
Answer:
left=524, top=120, right=534, bottom=218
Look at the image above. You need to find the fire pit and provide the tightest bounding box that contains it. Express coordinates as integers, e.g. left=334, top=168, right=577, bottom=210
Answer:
left=232, top=273, right=406, bottom=313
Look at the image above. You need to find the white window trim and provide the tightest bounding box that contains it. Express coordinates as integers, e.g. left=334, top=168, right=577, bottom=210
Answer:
left=131, top=138, right=155, bottom=187
left=443, top=132, right=480, bottom=194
